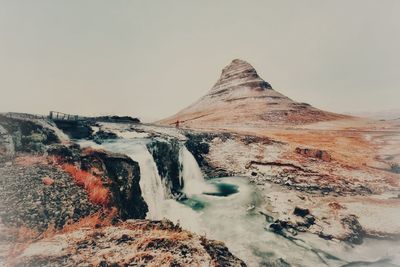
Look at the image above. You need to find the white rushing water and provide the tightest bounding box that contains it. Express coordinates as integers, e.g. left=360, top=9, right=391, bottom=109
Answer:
left=100, top=139, right=167, bottom=220
left=161, top=177, right=400, bottom=267
left=80, top=136, right=400, bottom=267
left=125, top=143, right=167, bottom=220
left=179, top=146, right=213, bottom=197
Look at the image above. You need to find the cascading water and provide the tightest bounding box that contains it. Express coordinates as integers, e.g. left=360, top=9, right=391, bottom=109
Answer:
left=99, top=140, right=167, bottom=220
left=126, top=144, right=167, bottom=220
left=179, top=146, right=210, bottom=196
left=79, top=127, right=400, bottom=267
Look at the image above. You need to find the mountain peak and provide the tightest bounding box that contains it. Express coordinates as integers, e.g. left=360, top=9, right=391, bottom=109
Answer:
left=210, top=59, right=272, bottom=95
left=158, top=58, right=347, bottom=127
left=224, top=58, right=254, bottom=71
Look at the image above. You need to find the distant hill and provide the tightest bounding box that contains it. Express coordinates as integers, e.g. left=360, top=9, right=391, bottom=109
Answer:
left=345, top=109, right=400, bottom=120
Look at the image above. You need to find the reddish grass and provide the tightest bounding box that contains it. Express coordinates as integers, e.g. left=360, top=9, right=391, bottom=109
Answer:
left=328, top=202, right=345, bottom=210
left=384, top=175, right=400, bottom=187
left=5, top=208, right=118, bottom=265
left=62, top=164, right=110, bottom=206
left=61, top=208, right=117, bottom=234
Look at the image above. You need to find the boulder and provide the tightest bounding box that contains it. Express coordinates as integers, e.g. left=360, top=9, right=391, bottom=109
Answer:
left=90, top=130, right=118, bottom=144
left=295, top=147, right=332, bottom=162
left=341, top=215, right=365, bottom=244
left=293, top=206, right=310, bottom=217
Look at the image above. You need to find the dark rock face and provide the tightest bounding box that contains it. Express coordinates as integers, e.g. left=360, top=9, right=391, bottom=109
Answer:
left=47, top=143, right=82, bottom=163
left=200, top=236, right=247, bottom=267
left=147, top=139, right=182, bottom=195
left=295, top=147, right=332, bottom=162
left=0, top=115, right=59, bottom=153
left=88, top=115, right=140, bottom=123
left=304, top=214, right=316, bottom=225
left=269, top=210, right=317, bottom=238
left=293, top=207, right=310, bottom=217
left=390, top=163, right=400, bottom=174
left=318, top=232, right=333, bottom=240
left=341, top=215, right=365, bottom=244
left=184, top=132, right=232, bottom=178
left=52, top=115, right=139, bottom=140
left=53, top=120, right=93, bottom=139
left=90, top=130, right=118, bottom=144
left=81, top=150, right=148, bottom=220
left=269, top=221, right=285, bottom=233
left=184, top=133, right=210, bottom=175
left=0, top=124, right=14, bottom=159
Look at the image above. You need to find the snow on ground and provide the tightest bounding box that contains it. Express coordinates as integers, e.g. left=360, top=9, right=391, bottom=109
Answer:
left=96, top=122, right=186, bottom=140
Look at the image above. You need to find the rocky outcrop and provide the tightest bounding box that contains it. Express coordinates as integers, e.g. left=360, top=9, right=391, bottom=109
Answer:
left=80, top=149, right=148, bottom=220
left=184, top=132, right=232, bottom=178
left=147, top=139, right=182, bottom=196
left=51, top=115, right=139, bottom=140
left=90, top=130, right=118, bottom=144
left=87, top=115, right=140, bottom=123
left=0, top=117, right=148, bottom=230
left=13, top=220, right=246, bottom=267
left=0, top=125, right=14, bottom=159
left=47, top=143, right=148, bottom=220
left=200, top=237, right=247, bottom=267
left=293, top=207, right=310, bottom=217
left=341, top=215, right=365, bottom=244
left=0, top=115, right=59, bottom=153
left=0, top=144, right=148, bottom=232
left=295, top=147, right=332, bottom=162
left=53, top=120, right=93, bottom=139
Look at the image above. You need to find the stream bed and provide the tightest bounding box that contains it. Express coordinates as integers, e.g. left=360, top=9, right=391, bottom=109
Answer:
left=80, top=136, right=400, bottom=267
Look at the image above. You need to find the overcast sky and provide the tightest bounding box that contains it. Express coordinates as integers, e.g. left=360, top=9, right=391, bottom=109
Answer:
left=0, top=1, right=399, bottom=121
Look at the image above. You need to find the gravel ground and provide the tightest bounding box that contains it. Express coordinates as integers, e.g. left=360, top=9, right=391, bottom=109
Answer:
left=0, top=159, right=100, bottom=231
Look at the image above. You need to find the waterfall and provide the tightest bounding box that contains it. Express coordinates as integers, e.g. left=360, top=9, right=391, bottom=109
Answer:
left=127, top=143, right=167, bottom=220
left=179, top=146, right=207, bottom=196
left=99, top=140, right=167, bottom=220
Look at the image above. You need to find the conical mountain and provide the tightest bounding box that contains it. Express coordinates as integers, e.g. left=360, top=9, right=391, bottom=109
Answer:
left=158, top=59, right=347, bottom=128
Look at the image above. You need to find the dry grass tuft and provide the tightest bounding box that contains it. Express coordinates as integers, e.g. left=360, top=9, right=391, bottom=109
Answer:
left=4, top=208, right=118, bottom=265
left=62, top=164, right=110, bottom=206
left=61, top=208, right=117, bottom=234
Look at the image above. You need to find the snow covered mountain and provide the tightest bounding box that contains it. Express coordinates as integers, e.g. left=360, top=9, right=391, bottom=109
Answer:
left=158, top=59, right=348, bottom=128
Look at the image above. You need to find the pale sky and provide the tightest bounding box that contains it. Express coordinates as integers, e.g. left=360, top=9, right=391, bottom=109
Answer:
left=0, top=1, right=399, bottom=122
